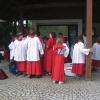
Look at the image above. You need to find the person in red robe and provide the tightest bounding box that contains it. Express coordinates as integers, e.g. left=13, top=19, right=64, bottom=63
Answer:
left=52, top=38, right=69, bottom=84
left=13, top=32, right=27, bottom=76
left=26, top=31, right=44, bottom=78
left=92, top=36, right=100, bottom=70
left=35, top=32, right=44, bottom=73
left=58, top=33, right=65, bottom=43
left=45, top=32, right=56, bottom=75
left=42, top=36, right=48, bottom=74
left=72, top=35, right=90, bottom=78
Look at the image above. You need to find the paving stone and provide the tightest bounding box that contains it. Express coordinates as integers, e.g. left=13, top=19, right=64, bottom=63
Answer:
left=0, top=61, right=100, bottom=100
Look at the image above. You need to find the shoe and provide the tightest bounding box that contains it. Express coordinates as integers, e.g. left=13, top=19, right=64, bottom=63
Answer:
left=53, top=80, right=56, bottom=83
left=36, top=75, right=42, bottom=78
left=58, top=81, right=64, bottom=84
left=77, top=75, right=81, bottom=80
left=23, top=73, right=27, bottom=77
left=29, top=75, right=33, bottom=79
left=15, top=72, right=22, bottom=77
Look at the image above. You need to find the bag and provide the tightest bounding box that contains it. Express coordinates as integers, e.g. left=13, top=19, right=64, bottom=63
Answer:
left=0, top=69, right=8, bottom=80
left=9, top=61, right=18, bottom=74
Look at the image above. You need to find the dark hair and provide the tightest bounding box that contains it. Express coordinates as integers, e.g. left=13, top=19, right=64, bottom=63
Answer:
left=16, top=32, right=23, bottom=37
left=36, top=32, right=41, bottom=37
left=58, top=33, right=63, bottom=36
left=97, top=36, right=100, bottom=42
left=75, top=35, right=83, bottom=43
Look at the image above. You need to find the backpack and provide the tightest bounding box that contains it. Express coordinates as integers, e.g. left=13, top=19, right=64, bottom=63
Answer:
left=9, top=61, right=18, bottom=75
left=0, top=69, right=8, bottom=80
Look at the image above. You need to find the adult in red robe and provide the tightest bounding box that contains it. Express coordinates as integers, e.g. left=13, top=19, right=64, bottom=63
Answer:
left=26, top=32, right=44, bottom=78
left=13, top=32, right=27, bottom=76
left=58, top=33, right=65, bottom=43
left=52, top=38, right=69, bottom=84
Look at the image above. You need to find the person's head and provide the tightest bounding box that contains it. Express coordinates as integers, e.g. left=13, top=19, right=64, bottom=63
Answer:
left=48, top=32, right=56, bottom=38
left=29, top=28, right=34, bottom=34
left=96, top=36, right=100, bottom=42
left=17, top=32, right=23, bottom=40
left=56, top=38, right=63, bottom=44
left=75, top=35, right=83, bottom=43
left=58, top=33, right=63, bottom=37
left=36, top=32, right=41, bottom=37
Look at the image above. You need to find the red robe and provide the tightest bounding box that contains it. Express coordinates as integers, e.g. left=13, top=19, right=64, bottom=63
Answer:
left=15, top=39, right=27, bottom=72
left=26, top=35, right=42, bottom=75
left=72, top=40, right=89, bottom=75
left=52, top=44, right=65, bottom=81
left=92, top=42, right=100, bottom=67
left=26, top=61, right=42, bottom=75
left=45, top=38, right=56, bottom=73
left=72, top=64, right=84, bottom=75
left=16, top=61, right=26, bottom=72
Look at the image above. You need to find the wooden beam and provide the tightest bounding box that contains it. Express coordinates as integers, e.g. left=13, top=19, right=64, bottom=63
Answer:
left=18, top=2, right=85, bottom=9
left=85, top=0, right=92, bottom=80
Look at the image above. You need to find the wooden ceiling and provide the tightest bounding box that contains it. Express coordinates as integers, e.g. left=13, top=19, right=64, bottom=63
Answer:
left=0, top=0, right=100, bottom=22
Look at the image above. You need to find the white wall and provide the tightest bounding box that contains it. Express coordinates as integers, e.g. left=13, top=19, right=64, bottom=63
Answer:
left=32, top=19, right=82, bottom=35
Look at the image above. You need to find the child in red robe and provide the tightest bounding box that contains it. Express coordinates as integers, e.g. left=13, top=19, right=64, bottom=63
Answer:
left=52, top=38, right=69, bottom=84
left=72, top=35, right=90, bottom=78
left=92, top=36, right=100, bottom=69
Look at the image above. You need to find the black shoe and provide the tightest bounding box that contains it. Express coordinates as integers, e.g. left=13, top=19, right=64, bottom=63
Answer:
left=77, top=75, right=81, bottom=80
left=29, top=75, right=33, bottom=79
left=36, top=75, right=42, bottom=78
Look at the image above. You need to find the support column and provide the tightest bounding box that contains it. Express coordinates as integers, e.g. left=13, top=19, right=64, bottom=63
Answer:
left=85, top=0, right=93, bottom=80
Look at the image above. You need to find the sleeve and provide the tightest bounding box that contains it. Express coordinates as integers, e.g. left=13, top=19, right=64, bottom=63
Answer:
left=38, top=38, right=44, bottom=55
left=63, top=43, right=69, bottom=57
left=8, top=42, right=13, bottom=50
left=92, top=44, right=96, bottom=59
left=79, top=43, right=90, bottom=55
left=11, top=41, right=16, bottom=60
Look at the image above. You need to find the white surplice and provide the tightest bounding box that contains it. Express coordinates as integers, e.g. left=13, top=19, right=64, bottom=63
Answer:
left=72, top=41, right=90, bottom=64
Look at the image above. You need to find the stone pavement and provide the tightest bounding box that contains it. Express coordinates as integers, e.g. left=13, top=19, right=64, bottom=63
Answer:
left=0, top=61, right=100, bottom=100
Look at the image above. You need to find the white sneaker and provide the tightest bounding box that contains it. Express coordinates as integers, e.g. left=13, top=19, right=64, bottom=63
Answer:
left=59, top=81, right=64, bottom=84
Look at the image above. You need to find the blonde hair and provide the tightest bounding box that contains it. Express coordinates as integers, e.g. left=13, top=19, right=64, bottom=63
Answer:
left=56, top=38, right=63, bottom=44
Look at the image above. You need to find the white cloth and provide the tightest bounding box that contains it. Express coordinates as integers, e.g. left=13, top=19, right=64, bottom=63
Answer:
left=8, top=41, right=15, bottom=60
left=83, top=35, right=87, bottom=48
left=72, top=42, right=90, bottom=63
left=92, top=43, right=100, bottom=60
left=63, top=43, right=69, bottom=57
left=13, top=39, right=27, bottom=61
left=26, top=36, right=44, bottom=61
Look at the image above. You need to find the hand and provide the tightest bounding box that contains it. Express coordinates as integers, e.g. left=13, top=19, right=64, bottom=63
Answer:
left=89, top=48, right=92, bottom=53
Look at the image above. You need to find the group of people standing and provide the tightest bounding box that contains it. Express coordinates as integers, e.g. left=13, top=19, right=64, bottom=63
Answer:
left=8, top=30, right=69, bottom=84
left=8, top=29, right=100, bottom=84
